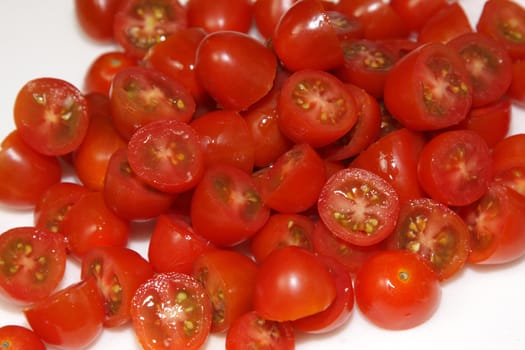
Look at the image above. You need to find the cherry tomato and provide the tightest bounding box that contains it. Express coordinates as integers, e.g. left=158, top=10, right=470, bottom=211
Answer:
left=113, top=0, right=187, bottom=58
left=383, top=42, right=473, bottom=131
left=389, top=0, right=448, bottom=32
left=84, top=50, right=137, bottom=95
left=417, top=129, right=492, bottom=207
left=131, top=272, right=212, bottom=350
left=24, top=277, right=106, bottom=349
left=277, top=69, right=358, bottom=147
left=186, top=0, right=253, bottom=33
left=418, top=3, right=473, bottom=44
left=75, top=0, right=124, bottom=42
left=253, top=0, right=299, bottom=39
left=127, top=118, right=205, bottom=193
left=0, top=227, right=67, bottom=303
left=193, top=249, right=258, bottom=333
left=13, top=77, right=90, bottom=156
left=190, top=164, right=270, bottom=247
left=147, top=214, right=214, bottom=274
left=110, top=66, right=196, bottom=140
left=225, top=310, right=295, bottom=350
left=354, top=250, right=441, bottom=330
left=272, top=0, right=344, bottom=71
left=387, top=198, right=471, bottom=280
left=508, top=60, right=525, bottom=107
left=318, top=167, right=400, bottom=247
left=81, top=246, right=154, bottom=327
left=195, top=30, right=277, bottom=111
left=0, top=130, right=62, bottom=209
left=491, top=133, right=525, bottom=176
left=0, top=325, right=46, bottom=350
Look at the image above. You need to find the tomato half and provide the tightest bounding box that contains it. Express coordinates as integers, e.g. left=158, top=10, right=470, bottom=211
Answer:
left=318, top=167, right=400, bottom=247
left=131, top=272, right=212, bottom=350
left=0, top=325, right=46, bottom=350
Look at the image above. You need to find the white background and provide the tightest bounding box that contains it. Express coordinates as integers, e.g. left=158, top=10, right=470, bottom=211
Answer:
left=0, top=1, right=524, bottom=349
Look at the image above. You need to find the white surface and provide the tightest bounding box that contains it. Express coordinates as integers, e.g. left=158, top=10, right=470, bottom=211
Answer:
left=0, top=1, right=524, bottom=349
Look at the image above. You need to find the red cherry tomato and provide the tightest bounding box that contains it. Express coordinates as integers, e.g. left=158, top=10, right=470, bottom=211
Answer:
left=131, top=272, right=212, bottom=350
left=0, top=227, right=67, bottom=303
left=186, top=0, right=253, bottom=33
left=418, top=3, right=473, bottom=44
left=24, top=277, right=106, bottom=349
left=354, top=250, right=441, bottom=330
left=508, top=60, right=525, bottom=107
left=389, top=0, right=448, bottom=32
left=0, top=325, right=46, bottom=350
left=253, top=0, right=299, bottom=39
left=74, top=0, right=124, bottom=42
left=84, top=50, right=137, bottom=95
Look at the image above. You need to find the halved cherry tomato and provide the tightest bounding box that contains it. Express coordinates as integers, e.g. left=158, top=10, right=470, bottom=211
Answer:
left=24, top=277, right=106, bottom=349
left=225, top=310, right=295, bottom=350
left=127, top=118, right=205, bottom=193
left=318, top=167, right=400, bottom=247
left=113, top=0, right=187, bottom=58
left=0, top=325, right=46, bottom=350
left=254, top=246, right=337, bottom=322
left=0, top=227, right=67, bottom=303
left=277, top=69, right=358, bottom=147
left=130, top=272, right=212, bottom=350
left=491, top=133, right=525, bottom=176
left=81, top=246, right=154, bottom=327
left=354, top=250, right=441, bottom=330
left=388, top=198, right=471, bottom=280
left=507, top=59, right=525, bottom=107
left=13, top=77, right=90, bottom=156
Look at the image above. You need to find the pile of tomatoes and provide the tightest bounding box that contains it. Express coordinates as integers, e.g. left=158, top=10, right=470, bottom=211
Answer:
left=1, top=0, right=525, bottom=349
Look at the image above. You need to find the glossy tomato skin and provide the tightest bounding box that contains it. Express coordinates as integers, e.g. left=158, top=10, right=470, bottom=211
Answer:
left=277, top=69, right=358, bottom=147
left=387, top=198, right=470, bottom=280
left=257, top=143, right=327, bottom=213
left=253, top=0, right=298, bottom=39
left=75, top=0, right=124, bottom=42
left=508, top=60, right=525, bottom=106
left=418, top=3, right=473, bottom=45
left=0, top=227, right=67, bottom=304
left=186, top=0, right=253, bottom=33
left=491, top=133, right=525, bottom=176
left=254, top=246, right=337, bottom=322
left=191, top=110, right=255, bottom=173
left=383, top=42, right=473, bottom=131
left=390, top=0, right=448, bottom=32
left=417, top=130, right=492, bottom=207
left=476, top=0, right=525, bottom=60
left=458, top=182, right=525, bottom=265
left=193, top=249, right=258, bottom=333
left=190, top=164, right=270, bottom=247
left=196, top=30, right=277, bottom=111
left=81, top=246, right=155, bottom=327
left=0, top=325, right=46, bottom=350
left=113, top=0, right=187, bottom=58
left=318, top=167, right=400, bottom=247
left=272, top=0, right=344, bottom=71
left=110, top=66, right=196, bottom=140
left=354, top=250, right=441, bottom=330
left=131, top=272, right=212, bottom=350
left=13, top=77, right=90, bottom=156
left=24, top=277, right=106, bottom=349
left=143, top=27, right=209, bottom=104
left=0, top=131, right=62, bottom=209
left=61, top=191, right=130, bottom=259
left=147, top=214, right=215, bottom=274
left=84, top=50, right=137, bottom=95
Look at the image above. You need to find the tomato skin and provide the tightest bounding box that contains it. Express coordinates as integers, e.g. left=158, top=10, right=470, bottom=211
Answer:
left=0, top=227, right=67, bottom=304
left=113, top=0, right=187, bottom=58
left=388, top=198, right=471, bottom=280
left=196, top=30, right=277, bottom=111
left=272, top=0, right=344, bottom=71
left=390, top=0, right=448, bottom=32
left=355, top=250, right=441, bottom=330
left=0, top=131, right=62, bottom=209
left=225, top=310, right=295, bottom=350
left=24, top=277, right=106, bottom=349
left=417, top=130, right=492, bottom=207
left=254, top=246, right=337, bottom=322
left=13, top=77, right=90, bottom=156
left=186, top=0, right=253, bottom=33
left=131, top=272, right=212, bottom=350
left=190, top=164, right=270, bottom=247
left=253, top=0, right=298, bottom=39
left=81, top=246, right=155, bottom=327
left=277, top=69, right=358, bottom=147
left=190, top=110, right=255, bottom=173
left=0, top=325, right=46, bottom=350
left=148, top=214, right=215, bottom=274
left=193, top=249, right=258, bottom=333
left=84, top=50, right=137, bottom=95
left=383, top=42, right=473, bottom=131
left=507, top=60, right=525, bottom=107
left=75, top=0, right=123, bottom=42
left=491, top=133, right=525, bottom=176
left=418, top=3, right=473, bottom=44
left=318, top=167, right=400, bottom=247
